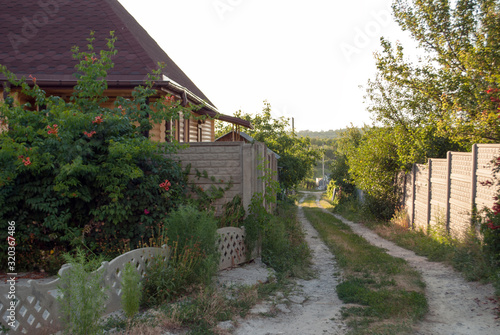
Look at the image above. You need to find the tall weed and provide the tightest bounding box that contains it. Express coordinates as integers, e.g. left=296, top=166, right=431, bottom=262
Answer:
left=163, top=205, right=219, bottom=284
left=121, top=262, right=142, bottom=319
left=57, top=248, right=107, bottom=335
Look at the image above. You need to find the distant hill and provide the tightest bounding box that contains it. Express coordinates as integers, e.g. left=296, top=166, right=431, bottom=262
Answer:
left=297, top=129, right=345, bottom=139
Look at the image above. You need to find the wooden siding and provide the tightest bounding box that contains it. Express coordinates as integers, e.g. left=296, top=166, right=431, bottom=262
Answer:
left=0, top=88, right=216, bottom=142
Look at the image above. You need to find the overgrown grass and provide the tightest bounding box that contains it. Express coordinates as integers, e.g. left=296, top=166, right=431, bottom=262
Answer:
left=102, top=199, right=313, bottom=334
left=261, top=200, right=313, bottom=280
left=301, top=194, right=427, bottom=335
left=364, top=211, right=500, bottom=293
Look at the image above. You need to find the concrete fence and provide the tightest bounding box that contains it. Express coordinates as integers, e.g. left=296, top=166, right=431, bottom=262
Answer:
left=1, top=227, right=250, bottom=335
left=402, top=144, right=500, bottom=238
left=163, top=141, right=278, bottom=214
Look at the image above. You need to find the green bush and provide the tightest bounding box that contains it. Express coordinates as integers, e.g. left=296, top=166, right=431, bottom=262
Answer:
left=0, top=34, right=196, bottom=269
left=163, top=205, right=219, bottom=282
left=57, top=248, right=107, bottom=335
left=141, top=242, right=201, bottom=307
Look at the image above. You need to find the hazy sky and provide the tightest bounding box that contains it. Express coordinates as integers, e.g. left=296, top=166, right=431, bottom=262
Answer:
left=117, top=0, right=416, bottom=131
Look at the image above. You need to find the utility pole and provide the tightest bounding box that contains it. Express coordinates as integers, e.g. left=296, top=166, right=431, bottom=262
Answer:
left=322, top=144, right=325, bottom=188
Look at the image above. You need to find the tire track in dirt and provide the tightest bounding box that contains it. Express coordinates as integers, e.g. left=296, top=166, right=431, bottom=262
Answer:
left=315, top=193, right=500, bottom=335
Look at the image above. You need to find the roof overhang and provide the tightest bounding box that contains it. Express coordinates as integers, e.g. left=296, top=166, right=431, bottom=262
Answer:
left=0, top=76, right=253, bottom=129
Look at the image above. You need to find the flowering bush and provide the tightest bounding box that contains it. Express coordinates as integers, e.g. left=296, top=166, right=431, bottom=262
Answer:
left=0, top=33, right=197, bottom=268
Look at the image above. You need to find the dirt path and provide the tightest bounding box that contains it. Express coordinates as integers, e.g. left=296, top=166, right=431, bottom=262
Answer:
left=313, top=193, right=500, bottom=335
left=235, top=197, right=348, bottom=335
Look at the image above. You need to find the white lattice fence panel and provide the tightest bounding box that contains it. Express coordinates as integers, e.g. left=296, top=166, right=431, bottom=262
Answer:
left=217, top=227, right=247, bottom=270
left=1, top=277, right=62, bottom=334
left=99, top=247, right=169, bottom=314
left=1, top=247, right=168, bottom=335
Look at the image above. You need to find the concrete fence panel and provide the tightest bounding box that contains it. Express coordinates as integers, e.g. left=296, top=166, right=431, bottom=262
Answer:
left=403, top=143, right=500, bottom=238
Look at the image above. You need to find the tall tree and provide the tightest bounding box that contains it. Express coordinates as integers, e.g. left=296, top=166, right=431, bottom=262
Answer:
left=366, top=0, right=500, bottom=156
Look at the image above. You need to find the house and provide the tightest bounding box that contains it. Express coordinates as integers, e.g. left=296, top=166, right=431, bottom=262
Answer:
left=0, top=0, right=251, bottom=140
left=0, top=0, right=282, bottom=215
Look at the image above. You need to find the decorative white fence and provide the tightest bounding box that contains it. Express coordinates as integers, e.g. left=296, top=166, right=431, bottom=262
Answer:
left=1, top=227, right=251, bottom=335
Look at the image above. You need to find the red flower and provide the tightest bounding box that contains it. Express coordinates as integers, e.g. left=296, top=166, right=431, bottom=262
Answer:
left=159, top=179, right=171, bottom=191
left=28, top=74, right=37, bottom=84
left=164, top=95, right=175, bottom=104
left=47, top=124, right=58, bottom=136
left=23, top=157, right=31, bottom=166
left=85, top=55, right=97, bottom=63
left=92, top=115, right=103, bottom=124
left=84, top=130, right=96, bottom=138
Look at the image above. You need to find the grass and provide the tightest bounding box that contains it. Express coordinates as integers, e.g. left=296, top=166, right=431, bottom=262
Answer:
left=301, top=193, right=428, bottom=335
left=365, top=211, right=500, bottom=290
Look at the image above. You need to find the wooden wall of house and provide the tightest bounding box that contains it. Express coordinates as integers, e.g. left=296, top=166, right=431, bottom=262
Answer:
left=0, top=88, right=218, bottom=142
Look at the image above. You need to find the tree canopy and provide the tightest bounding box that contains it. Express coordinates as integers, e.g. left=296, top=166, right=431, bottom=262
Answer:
left=329, top=0, right=500, bottom=218
left=216, top=101, right=321, bottom=192
left=366, top=0, right=500, bottom=160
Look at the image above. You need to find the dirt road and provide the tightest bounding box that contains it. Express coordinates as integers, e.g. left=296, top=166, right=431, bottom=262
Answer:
left=235, top=192, right=499, bottom=334
left=314, top=193, right=500, bottom=335
left=235, top=198, right=348, bottom=335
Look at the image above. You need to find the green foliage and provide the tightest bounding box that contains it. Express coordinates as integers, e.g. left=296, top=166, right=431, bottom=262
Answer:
left=336, top=0, right=500, bottom=220
left=242, top=158, right=281, bottom=257
left=219, top=194, right=246, bottom=228
left=188, top=168, right=234, bottom=213
left=297, top=129, right=346, bottom=140
left=0, top=34, right=196, bottom=266
left=162, top=205, right=219, bottom=282
left=142, top=206, right=219, bottom=307
left=328, top=127, right=360, bottom=198
left=366, top=0, right=500, bottom=158
left=261, top=202, right=312, bottom=279
left=141, top=242, right=201, bottom=307
left=57, top=248, right=107, bottom=335
left=121, top=262, right=142, bottom=319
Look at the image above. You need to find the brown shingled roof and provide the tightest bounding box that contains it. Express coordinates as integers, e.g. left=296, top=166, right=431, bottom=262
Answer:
left=0, top=0, right=252, bottom=129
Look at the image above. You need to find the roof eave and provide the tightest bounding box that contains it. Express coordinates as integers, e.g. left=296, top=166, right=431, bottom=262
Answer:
left=0, top=77, right=254, bottom=129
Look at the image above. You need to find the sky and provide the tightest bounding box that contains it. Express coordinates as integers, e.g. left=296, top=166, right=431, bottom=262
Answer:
left=117, top=0, right=416, bottom=132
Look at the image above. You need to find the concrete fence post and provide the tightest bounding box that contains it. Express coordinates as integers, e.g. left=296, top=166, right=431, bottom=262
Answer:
left=445, top=151, right=452, bottom=232
left=410, top=163, right=416, bottom=228
left=427, top=158, right=432, bottom=230
left=471, top=143, right=478, bottom=220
